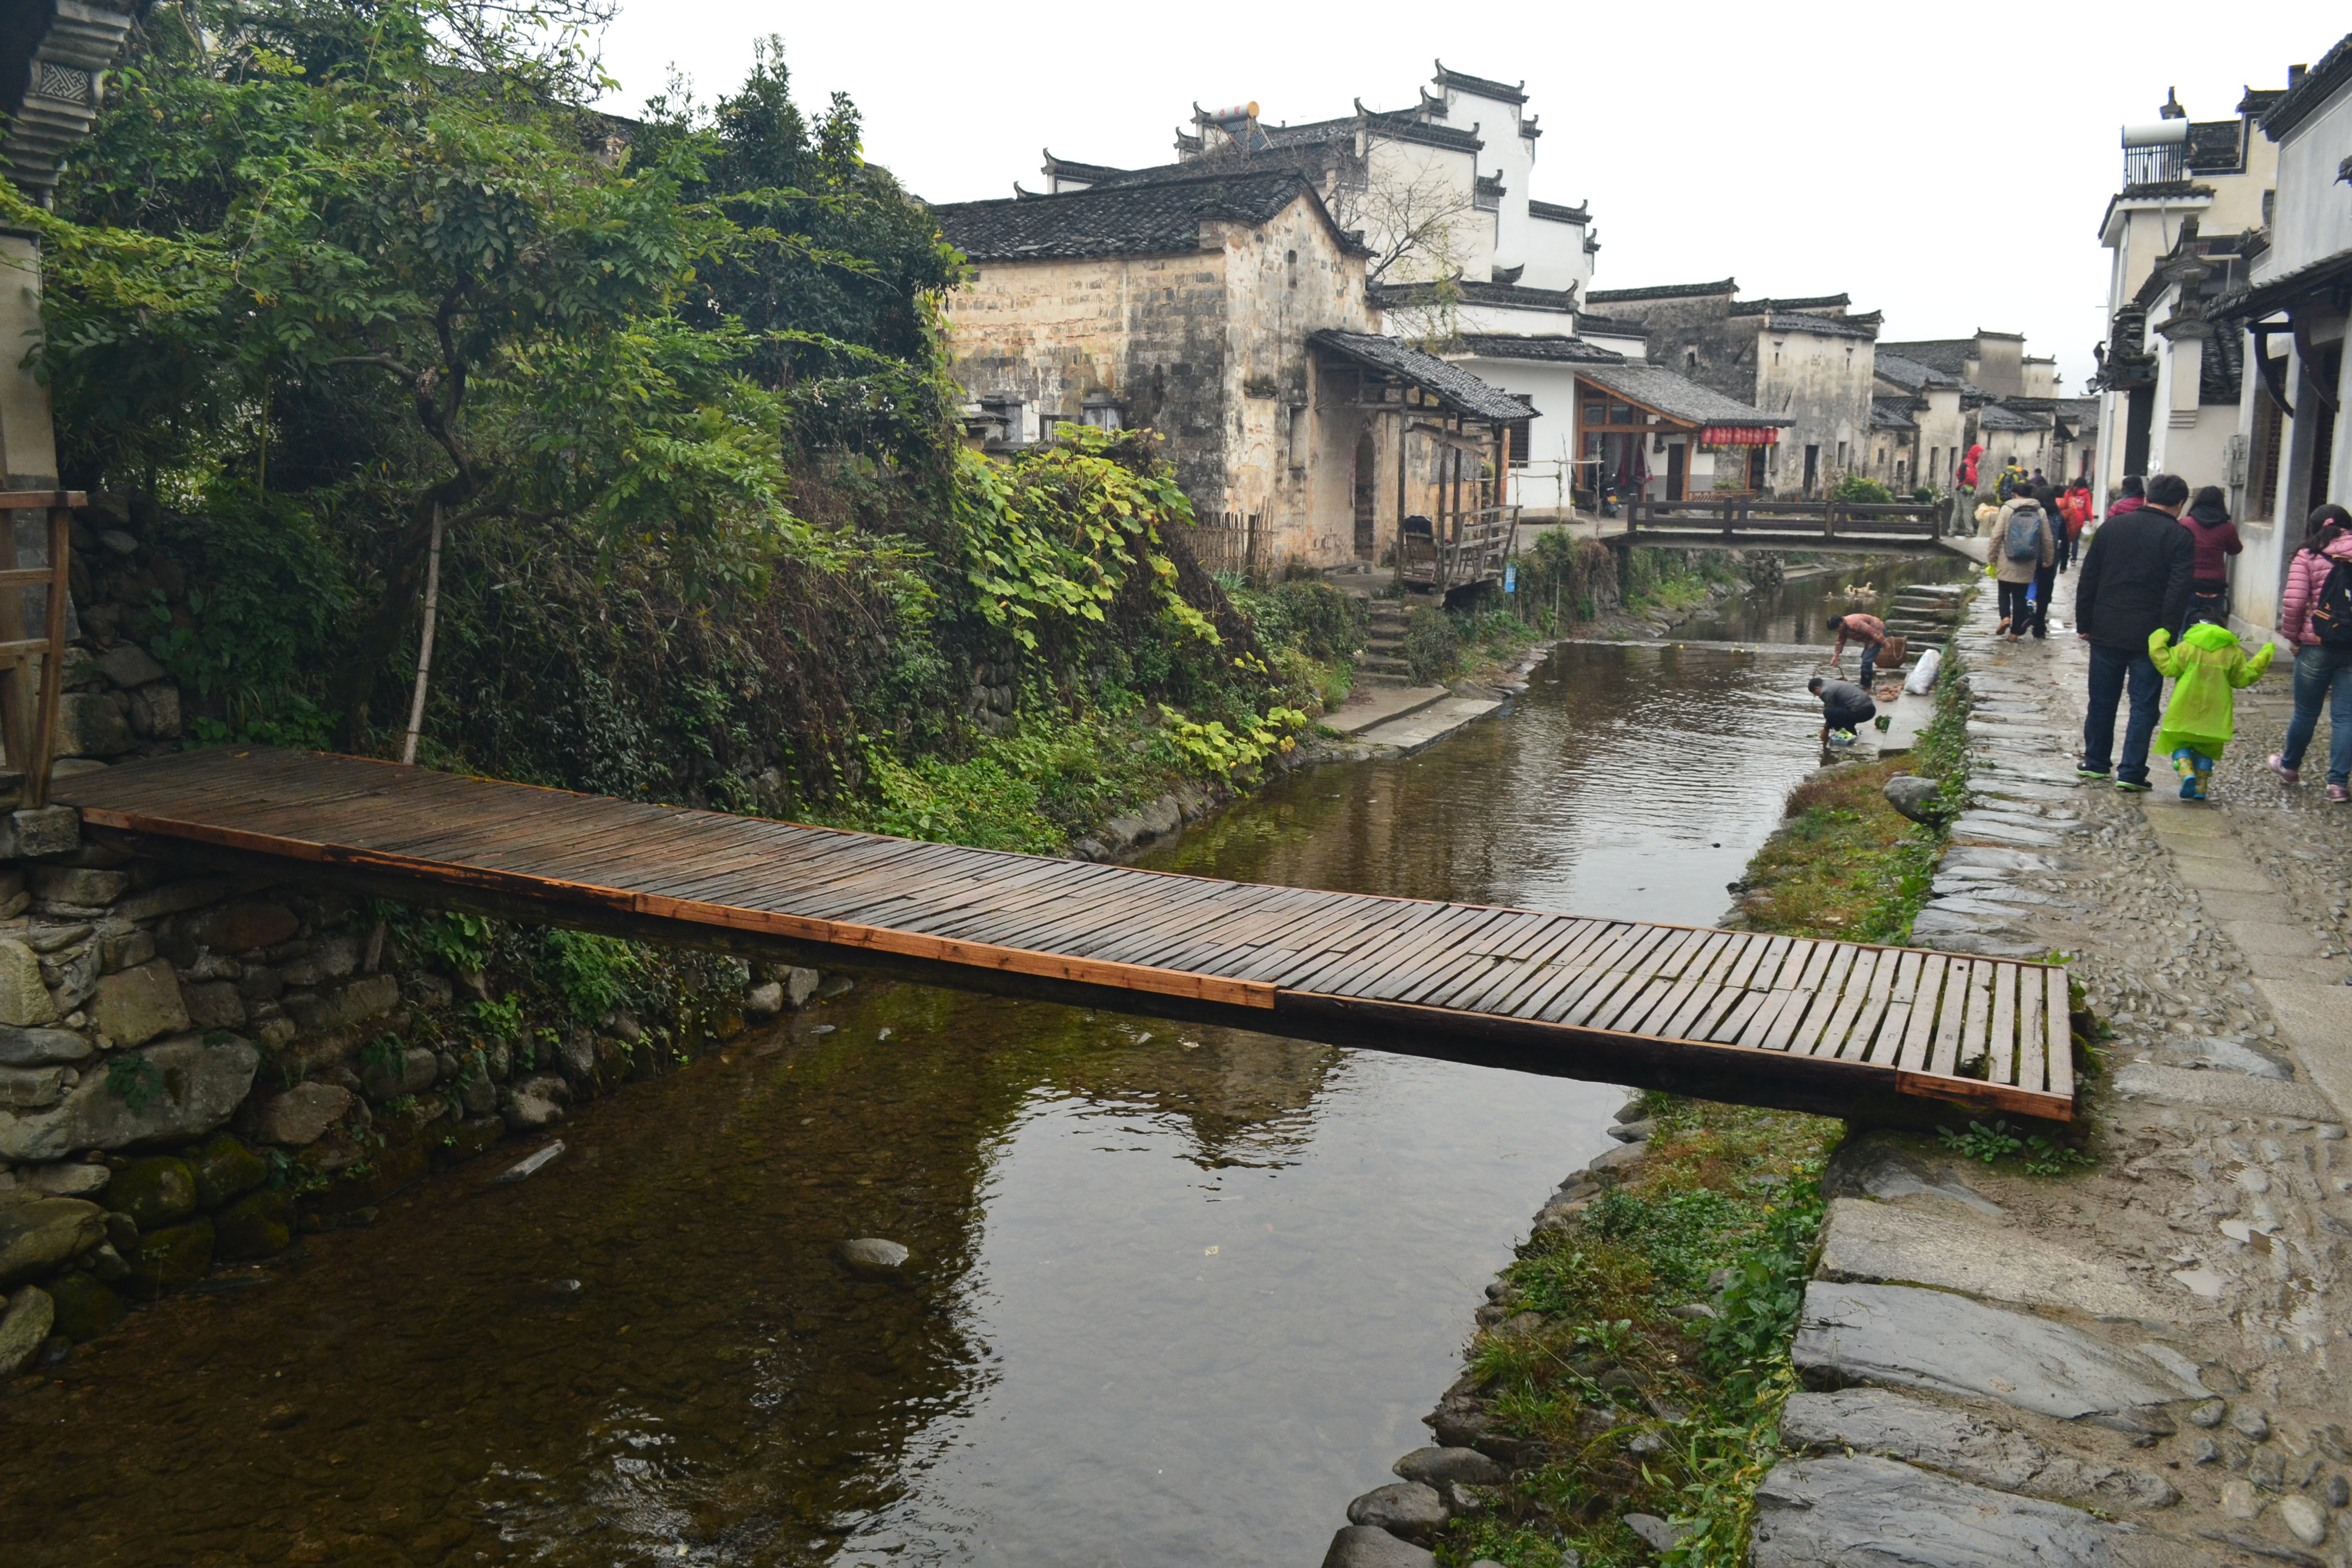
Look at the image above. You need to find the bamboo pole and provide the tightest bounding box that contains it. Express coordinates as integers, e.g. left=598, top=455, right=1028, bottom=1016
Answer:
left=400, top=503, right=444, bottom=767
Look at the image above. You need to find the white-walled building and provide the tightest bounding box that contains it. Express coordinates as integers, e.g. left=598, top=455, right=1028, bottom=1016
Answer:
left=2091, top=83, right=2285, bottom=510
left=2212, top=36, right=2352, bottom=641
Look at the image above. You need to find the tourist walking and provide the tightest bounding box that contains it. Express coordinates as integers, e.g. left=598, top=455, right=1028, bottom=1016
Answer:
left=1826, top=610, right=1890, bottom=685
left=1991, top=486, right=2056, bottom=642
left=2181, top=485, right=2242, bottom=627
left=2105, top=475, right=2147, bottom=523
left=2026, top=473, right=2062, bottom=635
left=2057, top=481, right=2093, bottom=570
left=1808, top=674, right=1876, bottom=746
left=2268, top=503, right=2352, bottom=802
left=2149, top=623, right=2273, bottom=800
left=2076, top=473, right=2195, bottom=790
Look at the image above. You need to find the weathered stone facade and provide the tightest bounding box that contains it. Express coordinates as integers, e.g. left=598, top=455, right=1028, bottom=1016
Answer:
left=1579, top=283, right=1882, bottom=498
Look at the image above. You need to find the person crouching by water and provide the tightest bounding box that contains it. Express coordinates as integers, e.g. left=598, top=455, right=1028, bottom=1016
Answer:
left=2149, top=622, right=2273, bottom=800
left=1809, top=674, right=1876, bottom=748
left=1826, top=611, right=1889, bottom=685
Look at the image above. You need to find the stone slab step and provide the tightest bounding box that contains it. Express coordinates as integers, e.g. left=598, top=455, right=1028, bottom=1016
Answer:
left=1321, top=683, right=1453, bottom=736
left=1354, top=696, right=1504, bottom=753
left=1355, top=654, right=1414, bottom=678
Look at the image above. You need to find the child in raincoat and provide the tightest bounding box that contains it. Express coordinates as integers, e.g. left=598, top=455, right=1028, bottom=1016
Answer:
left=2149, top=623, right=2276, bottom=800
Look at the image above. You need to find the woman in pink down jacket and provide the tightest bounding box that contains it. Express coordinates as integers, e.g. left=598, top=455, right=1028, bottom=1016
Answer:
left=2269, top=503, right=2352, bottom=801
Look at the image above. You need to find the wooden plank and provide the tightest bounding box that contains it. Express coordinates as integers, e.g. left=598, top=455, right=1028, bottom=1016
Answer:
left=1798, top=945, right=1874, bottom=1058
left=1336, top=906, right=1524, bottom=1001
left=1548, top=924, right=1681, bottom=1026
left=1580, top=924, right=1712, bottom=1031
left=1660, top=932, right=1760, bottom=1039
left=1927, top=958, right=1970, bottom=1078
left=1731, top=940, right=1815, bottom=1048
left=1378, top=910, right=1559, bottom=1004
left=1770, top=943, right=1849, bottom=1054
left=1615, top=929, right=1734, bottom=1037
left=1292, top=903, right=1496, bottom=997
left=1486, top=919, right=1628, bottom=1017
left=1842, top=948, right=1905, bottom=1062
left=1988, top=963, right=2018, bottom=1090
left=1957, top=960, right=1994, bottom=1082
left=1895, top=953, right=1949, bottom=1072
left=2014, top=964, right=2045, bottom=1095
left=2045, top=967, right=2074, bottom=1103
left=1398, top=911, right=1557, bottom=1007
left=1440, top=917, right=1601, bottom=1014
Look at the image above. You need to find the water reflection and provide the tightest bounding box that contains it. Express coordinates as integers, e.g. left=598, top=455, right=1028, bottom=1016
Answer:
left=2, top=570, right=1963, bottom=1563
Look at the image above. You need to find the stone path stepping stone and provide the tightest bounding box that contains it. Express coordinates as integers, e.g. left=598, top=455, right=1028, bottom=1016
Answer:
left=1779, top=1390, right=2177, bottom=1510
left=1751, top=1454, right=2139, bottom=1567
left=1815, top=1198, right=2160, bottom=1319
left=1794, top=1281, right=2202, bottom=1419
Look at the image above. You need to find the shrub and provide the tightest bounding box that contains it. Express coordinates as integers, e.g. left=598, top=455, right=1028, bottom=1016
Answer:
left=1831, top=473, right=1896, bottom=504
left=1402, top=605, right=1461, bottom=683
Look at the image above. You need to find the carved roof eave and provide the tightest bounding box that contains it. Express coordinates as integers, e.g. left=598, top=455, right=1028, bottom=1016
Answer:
left=3, top=2, right=141, bottom=204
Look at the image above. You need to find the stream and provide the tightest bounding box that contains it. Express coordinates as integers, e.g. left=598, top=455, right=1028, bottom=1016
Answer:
left=2, top=554, right=1970, bottom=1566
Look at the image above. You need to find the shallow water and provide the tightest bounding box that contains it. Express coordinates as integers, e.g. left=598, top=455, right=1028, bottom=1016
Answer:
left=2, top=564, right=1959, bottom=1565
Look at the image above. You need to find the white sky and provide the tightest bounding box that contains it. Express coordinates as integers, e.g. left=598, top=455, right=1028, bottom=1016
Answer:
left=597, top=2, right=2346, bottom=391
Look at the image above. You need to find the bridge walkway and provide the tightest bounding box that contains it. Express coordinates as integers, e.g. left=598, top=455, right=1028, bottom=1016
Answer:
left=54, top=749, right=2074, bottom=1124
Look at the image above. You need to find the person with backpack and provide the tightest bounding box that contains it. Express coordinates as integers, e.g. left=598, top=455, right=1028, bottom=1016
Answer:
left=2076, top=473, right=2195, bottom=790
left=2026, top=473, right=2063, bottom=635
left=2268, top=503, right=2352, bottom=803
left=1958, top=443, right=1984, bottom=492
left=1991, top=484, right=2056, bottom=642
left=2180, top=485, right=2242, bottom=627
left=2148, top=622, right=2273, bottom=800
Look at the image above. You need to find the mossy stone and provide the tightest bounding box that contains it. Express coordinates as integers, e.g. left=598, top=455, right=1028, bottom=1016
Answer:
left=47, top=1270, right=127, bottom=1341
left=105, top=1157, right=197, bottom=1230
left=191, top=1133, right=267, bottom=1210
left=126, top=1217, right=214, bottom=1300
left=212, top=1188, right=293, bottom=1261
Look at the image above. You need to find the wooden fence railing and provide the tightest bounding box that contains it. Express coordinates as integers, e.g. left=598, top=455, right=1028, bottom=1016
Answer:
left=1400, top=505, right=1520, bottom=594
left=1625, top=498, right=1946, bottom=544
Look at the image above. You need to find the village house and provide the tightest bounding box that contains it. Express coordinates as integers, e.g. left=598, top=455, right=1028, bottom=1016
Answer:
left=1877, top=332, right=2094, bottom=488
left=1575, top=282, right=1879, bottom=500
left=2089, top=80, right=2285, bottom=509
left=2210, top=35, right=2352, bottom=639
left=930, top=167, right=1531, bottom=575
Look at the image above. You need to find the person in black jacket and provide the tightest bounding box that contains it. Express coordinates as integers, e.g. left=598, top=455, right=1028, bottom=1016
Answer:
left=2075, top=472, right=2196, bottom=790
left=2027, top=474, right=2062, bottom=635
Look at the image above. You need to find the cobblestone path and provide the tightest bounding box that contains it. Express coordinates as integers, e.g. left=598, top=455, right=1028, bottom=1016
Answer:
left=1758, top=570, right=2352, bottom=1568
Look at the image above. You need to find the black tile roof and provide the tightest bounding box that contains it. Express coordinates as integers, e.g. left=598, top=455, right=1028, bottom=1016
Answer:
left=936, top=169, right=1327, bottom=261
left=1727, top=293, right=1851, bottom=314
left=2235, top=86, right=2285, bottom=116
left=1040, top=151, right=1136, bottom=185
left=1757, top=310, right=1877, bottom=340
left=2264, top=34, right=2352, bottom=139
left=1310, top=330, right=1534, bottom=423
left=1574, top=312, right=1653, bottom=339
left=1875, top=352, right=1962, bottom=392
left=1369, top=279, right=1578, bottom=315
left=1870, top=396, right=1919, bottom=430
left=1584, top=278, right=1737, bottom=304
left=1573, top=363, right=1788, bottom=428
left=1527, top=198, right=1589, bottom=225
left=1432, top=62, right=1526, bottom=105
left=2186, top=119, right=2244, bottom=173
left=1978, top=402, right=2049, bottom=432
left=1877, top=339, right=1972, bottom=374
left=1456, top=333, right=1627, bottom=364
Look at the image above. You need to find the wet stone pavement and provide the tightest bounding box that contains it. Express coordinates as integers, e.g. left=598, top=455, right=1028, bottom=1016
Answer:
left=1754, top=570, right=2352, bottom=1567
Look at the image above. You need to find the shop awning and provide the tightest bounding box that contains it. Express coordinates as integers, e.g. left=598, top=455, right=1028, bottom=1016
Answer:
left=1701, top=425, right=1781, bottom=446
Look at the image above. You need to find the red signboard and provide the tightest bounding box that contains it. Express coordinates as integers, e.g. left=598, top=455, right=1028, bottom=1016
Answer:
left=1701, top=426, right=1780, bottom=446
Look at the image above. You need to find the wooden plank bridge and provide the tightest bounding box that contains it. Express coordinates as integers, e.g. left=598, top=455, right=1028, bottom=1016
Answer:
left=1619, top=497, right=1967, bottom=555
left=54, top=749, right=2074, bottom=1124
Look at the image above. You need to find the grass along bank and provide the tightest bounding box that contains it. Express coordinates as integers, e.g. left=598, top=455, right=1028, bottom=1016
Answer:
left=1427, top=645, right=1976, bottom=1566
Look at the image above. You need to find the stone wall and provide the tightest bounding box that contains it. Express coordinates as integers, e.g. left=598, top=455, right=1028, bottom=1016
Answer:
left=0, top=805, right=806, bottom=1377
left=0, top=505, right=804, bottom=1377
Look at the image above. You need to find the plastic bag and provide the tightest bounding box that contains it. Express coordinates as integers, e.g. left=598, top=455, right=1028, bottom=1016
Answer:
left=1904, top=646, right=1943, bottom=694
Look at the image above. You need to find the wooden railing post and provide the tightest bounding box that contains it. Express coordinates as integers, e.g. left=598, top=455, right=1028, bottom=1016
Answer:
left=0, top=492, right=82, bottom=808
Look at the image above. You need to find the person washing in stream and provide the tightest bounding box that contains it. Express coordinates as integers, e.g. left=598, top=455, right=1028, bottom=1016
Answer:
left=1808, top=674, right=1877, bottom=747
left=1826, top=611, right=1890, bottom=685
left=2148, top=622, right=2274, bottom=800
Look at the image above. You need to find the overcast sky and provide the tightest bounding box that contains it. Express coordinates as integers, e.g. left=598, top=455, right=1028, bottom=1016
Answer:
left=596, top=2, right=2344, bottom=391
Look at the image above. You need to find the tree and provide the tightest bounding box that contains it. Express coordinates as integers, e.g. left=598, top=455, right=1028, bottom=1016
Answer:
left=16, top=1, right=829, bottom=742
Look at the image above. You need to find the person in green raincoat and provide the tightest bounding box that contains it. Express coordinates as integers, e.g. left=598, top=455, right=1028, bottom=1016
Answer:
left=2148, top=622, right=2276, bottom=800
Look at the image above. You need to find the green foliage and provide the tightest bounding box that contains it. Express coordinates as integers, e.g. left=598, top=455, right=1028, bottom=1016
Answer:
left=955, top=429, right=1219, bottom=654
left=401, top=911, right=495, bottom=974
left=542, top=930, right=643, bottom=1022
left=470, top=994, right=526, bottom=1040
left=1937, top=1119, right=2095, bottom=1175
left=1588, top=1186, right=1757, bottom=1294
left=1830, top=473, right=1896, bottom=504
left=1402, top=604, right=1461, bottom=683
left=1158, top=704, right=1306, bottom=778
left=106, top=1051, right=165, bottom=1111
left=357, top=1035, right=407, bottom=1082
left=1226, top=581, right=1366, bottom=663
left=1909, top=483, right=1939, bottom=504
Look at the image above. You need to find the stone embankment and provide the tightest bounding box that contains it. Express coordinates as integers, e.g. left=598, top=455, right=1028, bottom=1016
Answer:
left=1765, top=573, right=2352, bottom=1566
left=0, top=505, right=830, bottom=1378
left=1321, top=570, right=2352, bottom=1567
